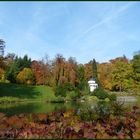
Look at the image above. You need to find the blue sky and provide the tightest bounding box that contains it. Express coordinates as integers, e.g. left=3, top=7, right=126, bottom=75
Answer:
left=0, top=2, right=140, bottom=64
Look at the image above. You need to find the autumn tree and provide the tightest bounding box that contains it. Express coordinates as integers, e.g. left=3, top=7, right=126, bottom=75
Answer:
left=31, top=60, right=43, bottom=85
left=51, top=54, right=65, bottom=86
left=63, top=57, right=77, bottom=86
left=31, top=59, right=50, bottom=85
left=98, top=63, right=112, bottom=90
left=84, top=61, right=93, bottom=80
left=110, top=57, right=133, bottom=91
left=0, top=68, right=5, bottom=79
left=16, top=68, right=34, bottom=85
left=0, top=57, right=6, bottom=70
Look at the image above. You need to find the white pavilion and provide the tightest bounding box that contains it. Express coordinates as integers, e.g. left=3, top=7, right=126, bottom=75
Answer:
left=88, top=78, right=98, bottom=92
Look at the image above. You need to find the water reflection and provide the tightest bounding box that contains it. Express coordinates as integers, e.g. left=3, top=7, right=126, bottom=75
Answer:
left=0, top=96, right=139, bottom=116
left=0, top=102, right=80, bottom=116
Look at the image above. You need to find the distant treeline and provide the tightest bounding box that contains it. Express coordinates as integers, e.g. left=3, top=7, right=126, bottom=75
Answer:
left=0, top=39, right=140, bottom=92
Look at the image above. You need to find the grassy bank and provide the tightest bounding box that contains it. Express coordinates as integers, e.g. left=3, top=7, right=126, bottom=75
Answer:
left=0, top=83, right=116, bottom=104
left=0, top=83, right=56, bottom=102
left=1, top=83, right=130, bottom=104
left=0, top=96, right=23, bottom=104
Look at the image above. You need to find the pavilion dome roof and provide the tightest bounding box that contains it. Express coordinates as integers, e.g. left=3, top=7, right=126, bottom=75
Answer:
left=88, top=78, right=97, bottom=84
left=88, top=77, right=96, bottom=81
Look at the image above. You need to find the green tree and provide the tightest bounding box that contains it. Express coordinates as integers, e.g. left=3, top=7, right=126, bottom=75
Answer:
left=91, top=59, right=110, bottom=99
left=132, top=51, right=140, bottom=83
left=76, top=64, right=86, bottom=91
left=16, top=55, right=31, bottom=71
left=6, top=55, right=31, bottom=83
left=6, top=61, right=19, bottom=83
left=92, top=59, right=97, bottom=78
left=54, top=82, right=75, bottom=97
left=92, top=58, right=101, bottom=87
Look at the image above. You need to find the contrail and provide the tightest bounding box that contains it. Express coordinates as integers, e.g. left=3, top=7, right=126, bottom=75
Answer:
left=75, top=2, right=137, bottom=41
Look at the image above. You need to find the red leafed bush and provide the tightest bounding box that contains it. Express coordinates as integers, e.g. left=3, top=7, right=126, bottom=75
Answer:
left=0, top=106, right=139, bottom=139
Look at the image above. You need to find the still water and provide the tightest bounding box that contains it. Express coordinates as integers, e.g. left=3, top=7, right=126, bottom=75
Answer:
left=0, top=96, right=139, bottom=116
left=0, top=102, right=82, bottom=116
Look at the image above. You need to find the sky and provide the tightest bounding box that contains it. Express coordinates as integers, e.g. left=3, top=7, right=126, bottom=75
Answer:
left=0, top=2, right=140, bottom=64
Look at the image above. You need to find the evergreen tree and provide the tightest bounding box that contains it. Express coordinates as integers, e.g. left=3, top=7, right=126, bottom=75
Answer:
left=77, top=64, right=85, bottom=91
left=92, top=59, right=97, bottom=79
left=92, top=58, right=101, bottom=87
left=91, top=59, right=112, bottom=100
left=6, top=55, right=31, bottom=83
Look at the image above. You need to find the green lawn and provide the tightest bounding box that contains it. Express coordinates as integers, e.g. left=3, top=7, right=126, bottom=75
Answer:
left=0, top=83, right=55, bottom=101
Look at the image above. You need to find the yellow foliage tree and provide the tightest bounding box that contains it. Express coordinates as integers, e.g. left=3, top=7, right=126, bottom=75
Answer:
left=16, top=68, right=34, bottom=85
left=0, top=68, right=5, bottom=79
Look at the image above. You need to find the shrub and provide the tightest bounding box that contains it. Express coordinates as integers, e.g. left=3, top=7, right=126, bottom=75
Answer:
left=91, top=96, right=99, bottom=101
left=0, top=79, right=10, bottom=83
left=77, top=107, right=94, bottom=121
left=105, top=97, right=110, bottom=102
left=94, top=101, right=111, bottom=120
left=0, top=74, right=10, bottom=83
left=109, top=94, right=117, bottom=101
left=92, top=88, right=116, bottom=101
left=50, top=96, right=64, bottom=103
left=54, top=83, right=76, bottom=98
left=63, top=83, right=75, bottom=91
left=78, top=101, right=111, bottom=121
left=92, top=88, right=109, bottom=100
left=85, top=96, right=99, bottom=102
left=111, top=101, right=126, bottom=116
left=54, top=85, right=67, bottom=97
left=66, top=91, right=79, bottom=101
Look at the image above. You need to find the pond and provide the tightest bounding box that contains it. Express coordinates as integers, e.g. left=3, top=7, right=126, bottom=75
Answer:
left=0, top=96, right=139, bottom=116
left=0, top=101, right=80, bottom=116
